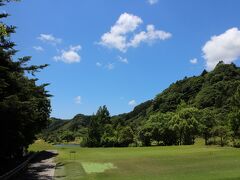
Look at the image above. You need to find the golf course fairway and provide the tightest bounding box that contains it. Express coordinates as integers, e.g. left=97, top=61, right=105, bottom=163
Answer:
left=29, top=140, right=240, bottom=180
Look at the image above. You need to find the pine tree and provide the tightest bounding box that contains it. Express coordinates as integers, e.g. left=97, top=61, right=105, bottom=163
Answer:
left=0, top=0, right=51, bottom=173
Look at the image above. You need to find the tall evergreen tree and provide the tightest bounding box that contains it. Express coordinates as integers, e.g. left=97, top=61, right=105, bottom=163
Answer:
left=85, top=115, right=102, bottom=147
left=0, top=0, right=51, bottom=173
left=85, top=106, right=111, bottom=147
left=96, top=105, right=110, bottom=124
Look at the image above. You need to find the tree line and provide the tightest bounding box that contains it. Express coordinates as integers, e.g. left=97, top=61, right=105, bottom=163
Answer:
left=42, top=62, right=240, bottom=148
left=80, top=95, right=240, bottom=148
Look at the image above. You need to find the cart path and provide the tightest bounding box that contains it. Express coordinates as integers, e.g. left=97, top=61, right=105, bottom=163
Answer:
left=19, top=150, right=58, bottom=180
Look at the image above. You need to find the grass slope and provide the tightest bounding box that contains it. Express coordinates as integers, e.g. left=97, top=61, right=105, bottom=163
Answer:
left=30, top=140, right=240, bottom=180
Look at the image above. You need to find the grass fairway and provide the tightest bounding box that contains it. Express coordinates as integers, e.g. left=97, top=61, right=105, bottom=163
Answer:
left=30, top=140, right=240, bottom=180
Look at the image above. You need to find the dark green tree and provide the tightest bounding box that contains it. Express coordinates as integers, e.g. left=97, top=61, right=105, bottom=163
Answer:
left=200, top=109, right=216, bottom=145
left=96, top=105, right=110, bottom=124
left=169, top=103, right=200, bottom=145
left=229, top=110, right=240, bottom=143
left=85, top=106, right=111, bottom=147
left=138, top=124, right=152, bottom=146
left=212, top=126, right=230, bottom=147
left=148, top=112, right=177, bottom=145
left=228, top=86, right=240, bottom=145
left=0, top=0, right=51, bottom=173
left=101, top=124, right=117, bottom=147
left=118, top=126, right=134, bottom=147
left=85, top=115, right=101, bottom=147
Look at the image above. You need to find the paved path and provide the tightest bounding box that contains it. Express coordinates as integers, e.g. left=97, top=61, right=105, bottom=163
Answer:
left=19, top=150, right=58, bottom=180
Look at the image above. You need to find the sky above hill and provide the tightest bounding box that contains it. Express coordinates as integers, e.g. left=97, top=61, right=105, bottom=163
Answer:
left=3, top=0, right=240, bottom=119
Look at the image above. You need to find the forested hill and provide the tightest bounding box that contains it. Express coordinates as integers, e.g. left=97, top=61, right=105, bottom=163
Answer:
left=42, top=62, right=240, bottom=145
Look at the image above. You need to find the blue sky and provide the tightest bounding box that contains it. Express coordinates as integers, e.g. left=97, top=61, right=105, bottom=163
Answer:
left=3, top=0, right=240, bottom=119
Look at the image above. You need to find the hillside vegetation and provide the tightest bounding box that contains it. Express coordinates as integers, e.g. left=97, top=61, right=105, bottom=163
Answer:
left=41, top=62, right=240, bottom=147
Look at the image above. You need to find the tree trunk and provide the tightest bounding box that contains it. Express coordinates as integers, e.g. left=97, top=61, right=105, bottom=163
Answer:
left=179, top=133, right=182, bottom=145
left=204, top=136, right=208, bottom=145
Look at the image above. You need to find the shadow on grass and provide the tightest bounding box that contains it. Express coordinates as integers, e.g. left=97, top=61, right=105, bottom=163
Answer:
left=55, top=162, right=65, bottom=169
left=54, top=162, right=67, bottom=179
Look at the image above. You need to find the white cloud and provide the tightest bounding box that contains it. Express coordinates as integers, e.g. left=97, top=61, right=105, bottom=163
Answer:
left=96, top=62, right=102, bottom=67
left=147, top=0, right=158, bottom=5
left=96, top=62, right=115, bottom=70
left=33, top=46, right=44, bottom=52
left=37, top=34, right=62, bottom=45
left=53, top=45, right=81, bottom=64
left=118, top=56, right=128, bottom=64
left=75, top=96, right=82, bottom=104
left=190, top=58, right=198, bottom=64
left=99, top=13, right=143, bottom=52
left=128, top=100, right=137, bottom=106
left=129, top=24, right=172, bottom=48
left=106, top=63, right=115, bottom=70
left=202, top=27, right=240, bottom=70
left=99, top=13, right=171, bottom=52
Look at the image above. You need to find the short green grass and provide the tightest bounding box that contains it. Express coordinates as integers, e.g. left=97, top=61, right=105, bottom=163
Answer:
left=31, top=140, right=240, bottom=180
left=29, top=139, right=54, bottom=152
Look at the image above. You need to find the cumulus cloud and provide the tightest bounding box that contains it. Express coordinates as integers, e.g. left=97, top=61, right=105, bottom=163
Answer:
left=129, top=25, right=172, bottom=48
left=99, top=13, right=171, bottom=52
left=128, top=100, right=137, bottom=106
left=190, top=58, right=198, bottom=64
left=147, top=0, right=158, bottom=5
left=53, top=45, right=81, bottom=64
left=99, top=13, right=142, bottom=52
left=118, top=56, right=128, bottom=64
left=202, top=27, right=240, bottom=70
left=75, top=96, right=82, bottom=104
left=33, top=46, right=44, bottom=52
left=37, top=34, right=62, bottom=45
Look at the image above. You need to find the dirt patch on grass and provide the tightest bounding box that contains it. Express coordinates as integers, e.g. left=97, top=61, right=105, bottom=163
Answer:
left=81, top=162, right=117, bottom=174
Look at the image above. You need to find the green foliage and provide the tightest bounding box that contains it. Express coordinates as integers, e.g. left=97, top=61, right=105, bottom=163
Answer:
left=229, top=110, right=240, bottom=139
left=85, top=115, right=102, bottom=147
left=199, top=108, right=216, bottom=145
left=0, top=0, right=51, bottom=174
left=84, top=106, right=117, bottom=147
left=149, top=112, right=177, bottom=145
left=138, top=124, right=152, bottom=146
left=96, top=105, right=111, bottom=124
left=41, top=115, right=90, bottom=143
left=43, top=62, right=240, bottom=149
left=78, top=106, right=137, bottom=147
left=101, top=124, right=117, bottom=147
left=212, top=125, right=231, bottom=147
left=117, top=126, right=134, bottom=147
left=227, top=87, right=240, bottom=144
left=168, top=104, right=200, bottom=145
left=153, top=76, right=204, bottom=112
left=60, top=131, right=75, bottom=142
